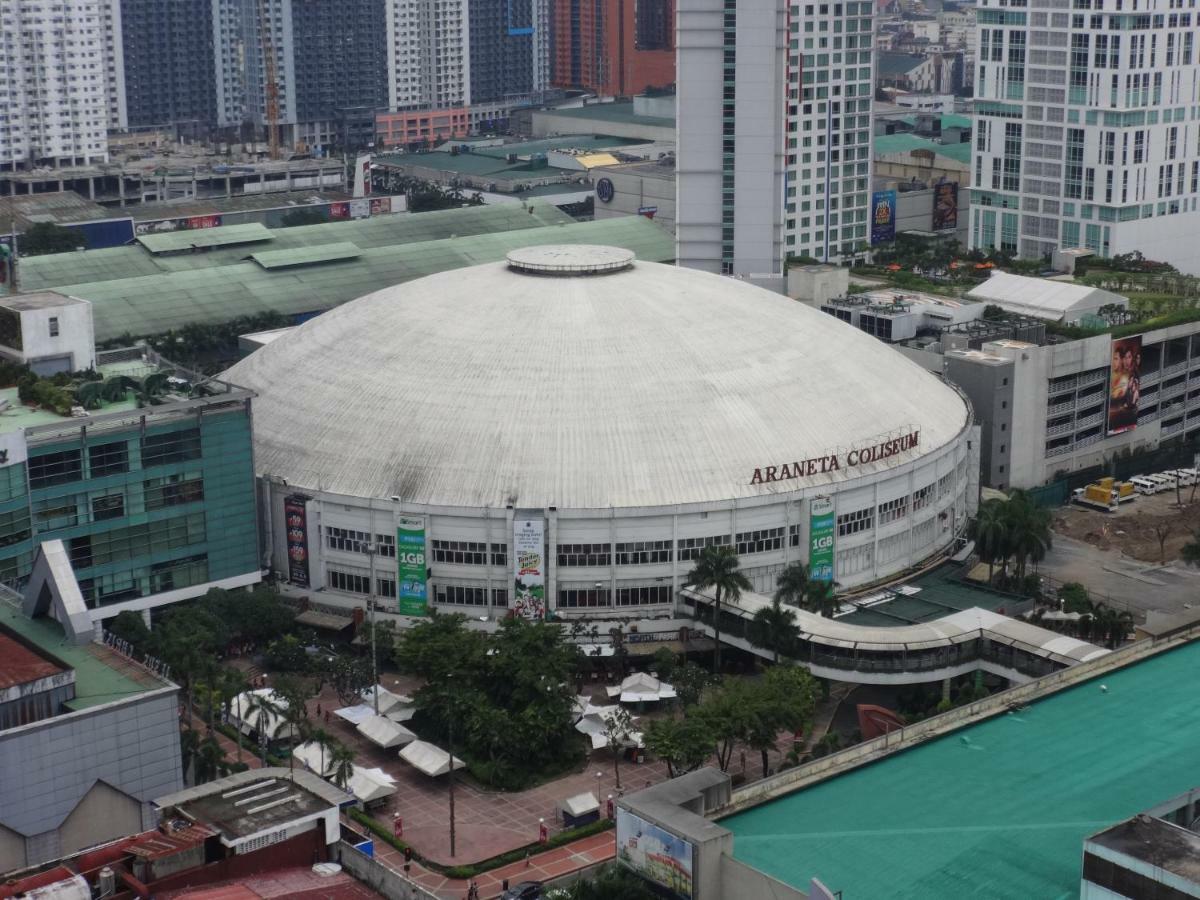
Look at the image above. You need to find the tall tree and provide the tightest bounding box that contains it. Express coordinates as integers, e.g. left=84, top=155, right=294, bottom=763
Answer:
left=1182, top=529, right=1200, bottom=568
left=602, top=707, right=636, bottom=790
left=774, top=562, right=810, bottom=608
left=308, top=726, right=337, bottom=777
left=803, top=580, right=839, bottom=618
left=969, top=499, right=1009, bottom=582
left=242, top=691, right=283, bottom=766
left=643, top=715, right=713, bottom=778
left=686, top=545, right=752, bottom=675
left=1003, top=491, right=1052, bottom=580
left=331, top=743, right=356, bottom=791
left=218, top=668, right=249, bottom=763
left=746, top=596, right=800, bottom=662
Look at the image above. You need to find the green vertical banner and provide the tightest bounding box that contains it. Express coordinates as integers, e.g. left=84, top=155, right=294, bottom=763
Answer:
left=397, top=516, right=428, bottom=616
left=809, top=496, right=835, bottom=583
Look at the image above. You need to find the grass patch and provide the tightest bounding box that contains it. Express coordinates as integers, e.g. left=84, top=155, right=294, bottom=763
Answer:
left=347, top=807, right=613, bottom=879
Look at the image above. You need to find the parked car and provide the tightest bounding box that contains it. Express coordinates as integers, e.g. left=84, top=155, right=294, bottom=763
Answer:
left=501, top=883, right=544, bottom=900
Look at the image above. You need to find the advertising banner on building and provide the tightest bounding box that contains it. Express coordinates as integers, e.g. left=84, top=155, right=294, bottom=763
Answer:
left=353, top=154, right=372, bottom=198
left=397, top=517, right=429, bottom=616
left=349, top=199, right=370, bottom=219
left=809, top=496, right=836, bottom=583
left=135, top=214, right=223, bottom=236
left=370, top=197, right=391, bottom=216
left=870, top=190, right=897, bottom=245
left=616, top=807, right=694, bottom=900
left=1107, top=334, right=1142, bottom=435
left=284, top=495, right=311, bottom=588
left=513, top=517, right=546, bottom=619
left=932, top=182, right=958, bottom=231
left=330, top=202, right=351, bottom=219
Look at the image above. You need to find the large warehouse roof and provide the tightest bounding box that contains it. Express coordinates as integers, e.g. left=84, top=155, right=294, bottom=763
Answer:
left=17, top=203, right=574, bottom=292
left=966, top=271, right=1129, bottom=323
left=44, top=217, right=674, bottom=342
left=224, top=245, right=970, bottom=509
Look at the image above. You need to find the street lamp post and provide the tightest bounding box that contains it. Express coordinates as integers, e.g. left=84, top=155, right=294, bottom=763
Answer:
left=595, top=771, right=603, bottom=811
left=447, top=673, right=457, bottom=858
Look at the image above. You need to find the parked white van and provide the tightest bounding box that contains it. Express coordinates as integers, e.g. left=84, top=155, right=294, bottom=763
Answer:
left=1129, top=476, right=1161, bottom=495
left=1148, top=473, right=1177, bottom=492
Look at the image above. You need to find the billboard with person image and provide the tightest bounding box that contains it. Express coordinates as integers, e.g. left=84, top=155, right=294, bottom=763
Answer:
left=1107, top=335, right=1141, bottom=435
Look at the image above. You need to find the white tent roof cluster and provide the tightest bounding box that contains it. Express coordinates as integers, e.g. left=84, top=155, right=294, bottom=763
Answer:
left=606, top=672, right=676, bottom=704
left=336, top=686, right=417, bottom=727
left=965, top=271, right=1129, bottom=324
left=292, top=741, right=397, bottom=804
left=358, top=714, right=417, bottom=749
left=229, top=689, right=297, bottom=741
left=573, top=697, right=644, bottom=750
left=399, top=740, right=465, bottom=777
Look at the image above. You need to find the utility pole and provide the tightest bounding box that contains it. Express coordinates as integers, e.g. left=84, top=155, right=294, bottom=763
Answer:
left=447, top=674, right=456, bottom=858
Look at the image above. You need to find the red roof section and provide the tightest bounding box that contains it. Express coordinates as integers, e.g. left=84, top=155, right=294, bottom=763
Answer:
left=0, top=632, right=64, bottom=690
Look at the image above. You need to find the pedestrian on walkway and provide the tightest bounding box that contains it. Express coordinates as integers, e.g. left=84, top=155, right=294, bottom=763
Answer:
left=316, top=703, right=322, bottom=717
left=524, top=849, right=531, bottom=868
left=324, top=709, right=330, bottom=724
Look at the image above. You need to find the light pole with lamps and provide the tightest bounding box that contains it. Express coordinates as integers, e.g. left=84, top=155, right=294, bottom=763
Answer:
left=364, top=540, right=380, bottom=714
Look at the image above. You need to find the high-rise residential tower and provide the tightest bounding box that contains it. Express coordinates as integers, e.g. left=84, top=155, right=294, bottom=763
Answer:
left=118, top=0, right=218, bottom=131
left=784, top=0, right=876, bottom=264
left=972, top=0, right=1200, bottom=273
left=387, top=0, right=471, bottom=110
left=551, top=0, right=675, bottom=96
left=0, top=0, right=110, bottom=168
left=468, top=0, right=550, bottom=105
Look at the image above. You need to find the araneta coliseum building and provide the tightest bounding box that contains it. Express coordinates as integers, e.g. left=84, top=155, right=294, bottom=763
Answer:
left=226, top=246, right=980, bottom=620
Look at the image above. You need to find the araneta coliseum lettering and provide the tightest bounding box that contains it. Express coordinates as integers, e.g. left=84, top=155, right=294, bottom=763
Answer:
left=750, top=431, right=920, bottom=485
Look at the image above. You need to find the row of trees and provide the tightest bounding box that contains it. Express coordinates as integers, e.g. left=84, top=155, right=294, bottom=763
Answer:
left=968, top=491, right=1053, bottom=584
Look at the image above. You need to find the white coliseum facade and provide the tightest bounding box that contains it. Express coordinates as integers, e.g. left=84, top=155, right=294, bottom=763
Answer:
left=227, top=246, right=979, bottom=620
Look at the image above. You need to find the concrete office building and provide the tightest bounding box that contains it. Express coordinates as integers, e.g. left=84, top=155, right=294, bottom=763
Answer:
left=0, top=594, right=182, bottom=873
left=592, top=159, right=678, bottom=232
left=117, top=0, right=218, bottom=133
left=676, top=0, right=787, bottom=274
left=550, top=0, right=675, bottom=97
left=0, top=293, right=259, bottom=618
left=468, top=0, right=550, bottom=105
left=228, top=245, right=977, bottom=617
left=784, top=0, right=876, bottom=264
left=0, top=0, right=111, bottom=169
left=971, top=0, right=1200, bottom=273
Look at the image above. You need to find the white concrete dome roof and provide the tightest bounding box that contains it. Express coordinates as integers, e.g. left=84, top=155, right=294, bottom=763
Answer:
left=225, top=246, right=969, bottom=509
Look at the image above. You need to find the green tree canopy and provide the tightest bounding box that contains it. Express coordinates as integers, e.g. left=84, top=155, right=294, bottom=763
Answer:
left=642, top=714, right=714, bottom=778
left=20, top=222, right=84, bottom=256
left=686, top=544, right=752, bottom=674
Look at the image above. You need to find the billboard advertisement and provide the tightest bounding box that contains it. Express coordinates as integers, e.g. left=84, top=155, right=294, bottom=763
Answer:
left=370, top=197, right=391, bottom=216
left=397, top=517, right=429, bottom=616
left=870, top=190, right=897, bottom=245
left=64, top=217, right=136, bottom=250
left=512, top=517, right=546, bottom=619
left=616, top=808, right=694, bottom=900
left=349, top=198, right=370, bottom=219
left=1107, top=335, right=1142, bottom=435
left=932, top=182, right=958, bottom=231
left=284, top=495, right=311, bottom=588
left=135, top=214, right=224, bottom=235
left=809, top=496, right=836, bottom=583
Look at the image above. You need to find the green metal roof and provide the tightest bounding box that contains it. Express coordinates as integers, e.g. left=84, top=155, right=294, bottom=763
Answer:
left=136, top=222, right=274, bottom=254
left=723, top=641, right=1200, bottom=899
left=56, top=216, right=675, bottom=342
left=874, top=133, right=973, bottom=166
left=535, top=101, right=676, bottom=129
left=0, top=605, right=170, bottom=711
left=18, top=204, right=574, bottom=292
left=251, top=241, right=362, bottom=269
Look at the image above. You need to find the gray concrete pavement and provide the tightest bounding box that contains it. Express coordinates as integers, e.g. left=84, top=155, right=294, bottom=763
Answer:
left=1041, top=534, right=1200, bottom=617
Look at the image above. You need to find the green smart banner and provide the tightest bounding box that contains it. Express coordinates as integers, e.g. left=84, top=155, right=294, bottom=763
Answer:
left=396, top=516, right=428, bottom=616
left=809, top=496, right=835, bottom=583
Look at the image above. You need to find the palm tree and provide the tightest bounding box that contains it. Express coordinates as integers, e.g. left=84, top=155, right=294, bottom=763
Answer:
left=218, top=669, right=249, bottom=762
left=1182, top=529, right=1200, bottom=568
left=1003, top=491, right=1052, bottom=581
left=968, top=499, right=1009, bottom=582
left=308, top=726, right=337, bottom=777
left=242, top=691, right=282, bottom=766
left=747, top=596, right=800, bottom=663
left=773, top=562, right=810, bottom=608
left=330, top=743, right=356, bottom=792
left=686, top=544, right=752, bottom=675
left=803, top=580, right=839, bottom=618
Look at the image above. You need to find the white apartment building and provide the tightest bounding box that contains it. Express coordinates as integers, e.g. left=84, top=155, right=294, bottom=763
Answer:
left=387, top=0, right=470, bottom=110
left=0, top=0, right=110, bottom=169
left=785, top=0, right=876, bottom=264
left=972, top=0, right=1200, bottom=274
left=100, top=0, right=125, bottom=130
left=676, top=0, right=787, bottom=275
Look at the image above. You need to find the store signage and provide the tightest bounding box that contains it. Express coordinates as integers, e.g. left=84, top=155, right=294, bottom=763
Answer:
left=513, top=518, right=546, bottom=619
left=397, top=517, right=429, bottom=616
left=284, top=495, right=311, bottom=588
left=596, top=178, right=615, bottom=203
left=750, top=431, right=920, bottom=485
left=809, top=496, right=835, bottom=583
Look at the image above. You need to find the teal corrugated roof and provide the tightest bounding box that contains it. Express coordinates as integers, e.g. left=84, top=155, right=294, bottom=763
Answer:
left=874, top=133, right=972, bottom=166
left=137, top=222, right=274, bottom=253
left=57, top=217, right=675, bottom=342
left=251, top=242, right=362, bottom=269
left=18, top=204, right=574, bottom=292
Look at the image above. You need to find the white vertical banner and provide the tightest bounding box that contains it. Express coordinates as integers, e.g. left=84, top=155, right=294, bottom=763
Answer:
left=512, top=517, right=546, bottom=619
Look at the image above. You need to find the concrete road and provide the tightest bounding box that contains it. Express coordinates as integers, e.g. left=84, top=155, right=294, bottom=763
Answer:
left=1041, top=533, right=1200, bottom=617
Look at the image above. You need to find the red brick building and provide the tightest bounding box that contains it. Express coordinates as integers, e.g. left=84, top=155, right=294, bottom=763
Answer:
left=551, top=0, right=675, bottom=97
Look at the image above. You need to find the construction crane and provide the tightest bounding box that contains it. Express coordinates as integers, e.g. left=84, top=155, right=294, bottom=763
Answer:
left=257, top=0, right=281, bottom=159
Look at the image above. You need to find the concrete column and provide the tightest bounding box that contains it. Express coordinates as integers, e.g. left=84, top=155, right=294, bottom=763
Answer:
left=226, top=176, right=232, bottom=198
left=259, top=173, right=266, bottom=194
left=119, top=176, right=126, bottom=208
left=57, top=179, right=64, bottom=192
left=942, top=678, right=952, bottom=701
left=88, top=177, right=96, bottom=200
left=142, top=608, right=152, bottom=629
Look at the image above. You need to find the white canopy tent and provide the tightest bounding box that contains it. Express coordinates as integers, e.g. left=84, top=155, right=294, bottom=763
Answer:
left=606, top=672, right=676, bottom=704
left=561, top=792, right=600, bottom=818
left=387, top=706, right=416, bottom=724
left=334, top=704, right=376, bottom=726
left=399, top=740, right=466, bottom=777
left=358, top=714, right=417, bottom=749
left=229, top=689, right=297, bottom=741
left=574, top=704, right=643, bottom=750
left=293, top=740, right=336, bottom=777
left=361, top=686, right=415, bottom=717
left=348, top=766, right=397, bottom=804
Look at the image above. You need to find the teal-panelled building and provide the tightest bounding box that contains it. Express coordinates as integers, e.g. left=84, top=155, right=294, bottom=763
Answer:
left=0, top=351, right=260, bottom=621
